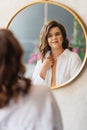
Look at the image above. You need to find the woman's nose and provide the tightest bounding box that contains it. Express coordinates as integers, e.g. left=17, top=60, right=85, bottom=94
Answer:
left=52, top=35, right=57, bottom=39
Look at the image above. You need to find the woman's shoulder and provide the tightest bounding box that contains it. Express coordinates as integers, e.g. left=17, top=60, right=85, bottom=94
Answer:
left=64, top=49, right=81, bottom=59
left=29, top=84, right=52, bottom=99
left=64, top=49, right=82, bottom=66
left=0, top=84, right=62, bottom=130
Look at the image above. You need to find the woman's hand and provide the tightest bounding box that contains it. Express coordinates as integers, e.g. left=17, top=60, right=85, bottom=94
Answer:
left=39, top=55, right=54, bottom=79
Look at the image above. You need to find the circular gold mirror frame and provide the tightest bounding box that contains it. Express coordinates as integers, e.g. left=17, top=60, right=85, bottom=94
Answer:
left=6, top=0, right=87, bottom=89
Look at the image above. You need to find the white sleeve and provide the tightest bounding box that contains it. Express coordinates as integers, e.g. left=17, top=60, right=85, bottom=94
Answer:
left=32, top=60, right=48, bottom=85
left=41, top=88, right=63, bottom=130
left=27, top=86, right=63, bottom=130
left=70, top=53, right=82, bottom=77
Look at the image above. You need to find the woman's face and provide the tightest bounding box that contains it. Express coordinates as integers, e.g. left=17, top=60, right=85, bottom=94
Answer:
left=47, top=27, right=63, bottom=50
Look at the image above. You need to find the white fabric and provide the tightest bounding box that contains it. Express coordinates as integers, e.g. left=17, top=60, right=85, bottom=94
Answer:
left=32, top=49, right=82, bottom=86
left=0, top=85, right=63, bottom=130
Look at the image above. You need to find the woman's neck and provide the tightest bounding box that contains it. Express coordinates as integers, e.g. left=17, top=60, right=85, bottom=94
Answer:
left=51, top=48, right=64, bottom=60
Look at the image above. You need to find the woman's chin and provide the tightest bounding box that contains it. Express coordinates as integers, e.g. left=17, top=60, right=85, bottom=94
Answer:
left=52, top=45, right=59, bottom=49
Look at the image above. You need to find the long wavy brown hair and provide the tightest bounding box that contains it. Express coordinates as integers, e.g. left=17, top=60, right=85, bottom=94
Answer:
left=39, top=20, right=72, bottom=61
left=0, top=29, right=31, bottom=108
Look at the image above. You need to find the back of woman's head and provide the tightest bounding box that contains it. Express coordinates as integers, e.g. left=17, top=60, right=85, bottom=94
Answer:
left=0, top=29, right=31, bottom=108
left=0, top=29, right=25, bottom=83
left=39, top=20, right=71, bottom=60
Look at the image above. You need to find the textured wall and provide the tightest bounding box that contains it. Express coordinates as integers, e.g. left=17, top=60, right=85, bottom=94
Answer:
left=0, top=0, right=87, bottom=130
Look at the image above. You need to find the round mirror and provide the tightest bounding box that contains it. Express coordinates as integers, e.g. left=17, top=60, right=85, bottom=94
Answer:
left=6, top=0, right=87, bottom=89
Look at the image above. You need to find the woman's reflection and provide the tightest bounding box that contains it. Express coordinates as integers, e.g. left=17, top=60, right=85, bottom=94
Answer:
left=32, top=20, right=82, bottom=86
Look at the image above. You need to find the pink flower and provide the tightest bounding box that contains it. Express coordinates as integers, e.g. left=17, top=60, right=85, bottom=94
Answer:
left=31, top=54, right=37, bottom=60
left=73, top=47, right=79, bottom=53
left=36, top=53, right=40, bottom=59
left=28, top=43, right=40, bottom=64
left=28, top=59, right=33, bottom=64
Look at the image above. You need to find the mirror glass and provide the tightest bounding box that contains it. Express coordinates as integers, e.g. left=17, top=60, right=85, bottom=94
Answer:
left=7, top=1, right=87, bottom=88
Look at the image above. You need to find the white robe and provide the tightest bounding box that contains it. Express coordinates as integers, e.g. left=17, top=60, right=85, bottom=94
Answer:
left=0, top=85, right=63, bottom=130
left=32, top=49, right=82, bottom=86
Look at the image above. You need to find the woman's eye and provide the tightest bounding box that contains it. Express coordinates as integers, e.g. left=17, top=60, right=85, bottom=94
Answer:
left=56, top=32, right=61, bottom=36
left=48, top=34, right=52, bottom=38
left=48, top=32, right=61, bottom=38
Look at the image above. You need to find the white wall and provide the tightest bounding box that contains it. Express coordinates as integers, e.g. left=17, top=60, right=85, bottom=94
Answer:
left=0, top=0, right=87, bottom=130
